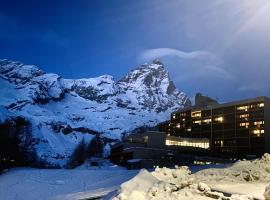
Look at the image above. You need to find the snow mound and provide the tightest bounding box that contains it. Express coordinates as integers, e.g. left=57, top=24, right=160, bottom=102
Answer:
left=264, top=183, right=270, bottom=200
left=194, top=153, right=270, bottom=183
left=112, top=155, right=270, bottom=199
left=152, top=165, right=192, bottom=186
left=111, top=166, right=253, bottom=200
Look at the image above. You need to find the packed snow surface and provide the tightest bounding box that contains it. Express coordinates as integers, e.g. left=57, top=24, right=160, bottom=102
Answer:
left=112, top=154, right=270, bottom=200
left=2, top=155, right=270, bottom=200
left=0, top=167, right=138, bottom=200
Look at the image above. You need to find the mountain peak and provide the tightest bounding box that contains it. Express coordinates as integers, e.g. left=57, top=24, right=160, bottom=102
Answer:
left=152, top=58, right=164, bottom=65
left=0, top=59, right=190, bottom=167
left=139, top=59, right=164, bottom=71
left=119, top=59, right=171, bottom=91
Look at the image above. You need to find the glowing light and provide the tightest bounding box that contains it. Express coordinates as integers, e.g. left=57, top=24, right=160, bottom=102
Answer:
left=166, top=138, right=209, bottom=149
left=191, top=111, right=201, bottom=118
left=215, top=116, right=224, bottom=122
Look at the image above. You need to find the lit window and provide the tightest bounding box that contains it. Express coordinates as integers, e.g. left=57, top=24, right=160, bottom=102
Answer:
left=253, top=129, right=264, bottom=136
left=191, top=111, right=201, bottom=118
left=237, top=105, right=249, bottom=111
left=254, top=121, right=264, bottom=126
left=239, top=114, right=249, bottom=119
left=193, top=120, right=201, bottom=125
left=187, top=128, right=191, bottom=132
left=259, top=103, right=264, bottom=108
left=214, top=116, right=224, bottom=122
left=239, top=122, right=249, bottom=128
left=176, top=123, right=181, bottom=128
left=165, top=139, right=209, bottom=149
left=220, top=140, right=224, bottom=147
left=202, top=118, right=212, bottom=124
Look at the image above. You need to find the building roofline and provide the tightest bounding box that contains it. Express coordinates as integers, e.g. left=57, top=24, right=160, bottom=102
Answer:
left=172, top=96, right=270, bottom=114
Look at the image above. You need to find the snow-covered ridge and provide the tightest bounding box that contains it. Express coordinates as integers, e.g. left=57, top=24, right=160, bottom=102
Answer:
left=0, top=59, right=190, bottom=167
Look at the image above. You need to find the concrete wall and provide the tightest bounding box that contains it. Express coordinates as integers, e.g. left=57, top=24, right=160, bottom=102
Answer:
left=146, top=132, right=166, bottom=148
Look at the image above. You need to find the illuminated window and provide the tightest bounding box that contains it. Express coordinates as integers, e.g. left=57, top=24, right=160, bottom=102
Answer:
left=239, top=114, right=249, bottom=119
left=166, top=139, right=209, bottom=149
left=253, top=129, right=264, bottom=136
left=239, top=122, right=249, bottom=128
left=193, top=120, right=201, bottom=125
left=143, top=136, right=148, bottom=143
left=202, top=118, right=212, bottom=124
left=191, top=111, right=201, bottom=118
left=214, top=116, right=224, bottom=123
left=258, top=103, right=264, bottom=108
left=215, top=140, right=224, bottom=147
left=237, top=105, right=249, bottom=111
left=254, top=121, right=264, bottom=126
left=220, top=140, right=224, bottom=147
left=176, top=123, right=181, bottom=128
left=187, top=128, right=191, bottom=132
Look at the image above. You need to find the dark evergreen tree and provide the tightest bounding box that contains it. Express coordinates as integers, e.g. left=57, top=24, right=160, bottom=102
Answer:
left=87, top=134, right=104, bottom=158
left=67, top=139, right=86, bottom=169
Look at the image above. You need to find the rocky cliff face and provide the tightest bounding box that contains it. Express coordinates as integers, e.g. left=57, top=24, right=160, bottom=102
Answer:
left=0, top=59, right=190, bottom=167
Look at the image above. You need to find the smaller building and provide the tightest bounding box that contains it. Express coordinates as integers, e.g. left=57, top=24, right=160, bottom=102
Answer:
left=110, top=131, right=212, bottom=169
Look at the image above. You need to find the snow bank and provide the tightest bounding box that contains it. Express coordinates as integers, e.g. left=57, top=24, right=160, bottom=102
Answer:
left=112, top=166, right=253, bottom=200
left=115, top=170, right=159, bottom=200
left=264, top=183, right=270, bottom=200
left=194, top=153, right=270, bottom=183
left=112, top=154, right=270, bottom=200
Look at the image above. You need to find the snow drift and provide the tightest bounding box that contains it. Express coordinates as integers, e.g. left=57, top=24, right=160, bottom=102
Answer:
left=112, top=154, right=270, bottom=200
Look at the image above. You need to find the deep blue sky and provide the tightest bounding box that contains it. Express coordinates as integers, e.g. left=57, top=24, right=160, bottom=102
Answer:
left=1, top=0, right=270, bottom=102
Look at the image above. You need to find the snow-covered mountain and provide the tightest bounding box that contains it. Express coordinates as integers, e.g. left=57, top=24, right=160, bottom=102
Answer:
left=0, top=59, right=190, bottom=167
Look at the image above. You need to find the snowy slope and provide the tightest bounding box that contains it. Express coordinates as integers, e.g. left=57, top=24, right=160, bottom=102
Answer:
left=0, top=59, right=190, bottom=167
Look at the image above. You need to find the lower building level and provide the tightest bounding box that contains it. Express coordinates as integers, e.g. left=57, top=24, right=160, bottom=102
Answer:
left=110, top=131, right=231, bottom=169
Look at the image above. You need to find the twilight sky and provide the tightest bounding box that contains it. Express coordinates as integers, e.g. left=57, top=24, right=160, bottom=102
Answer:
left=1, top=0, right=270, bottom=102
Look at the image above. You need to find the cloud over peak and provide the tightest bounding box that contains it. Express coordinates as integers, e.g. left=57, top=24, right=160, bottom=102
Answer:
left=140, top=48, right=217, bottom=61
left=138, top=47, right=234, bottom=100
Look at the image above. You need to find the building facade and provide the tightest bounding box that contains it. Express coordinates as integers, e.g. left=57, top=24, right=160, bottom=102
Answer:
left=110, top=131, right=173, bottom=168
left=110, top=131, right=215, bottom=168
left=168, top=96, right=270, bottom=157
left=110, top=96, right=270, bottom=168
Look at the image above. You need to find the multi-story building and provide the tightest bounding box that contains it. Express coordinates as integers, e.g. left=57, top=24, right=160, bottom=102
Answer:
left=168, top=96, right=270, bottom=157
left=110, top=95, right=270, bottom=168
